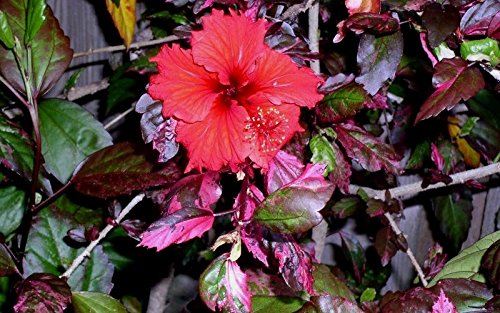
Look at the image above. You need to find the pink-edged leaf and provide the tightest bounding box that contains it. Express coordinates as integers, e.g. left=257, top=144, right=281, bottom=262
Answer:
left=199, top=253, right=251, bottom=313
left=73, top=142, right=182, bottom=198
left=415, top=58, right=485, bottom=123
left=335, top=123, right=401, bottom=174
left=299, top=295, right=365, bottom=313
left=488, top=12, right=500, bottom=40
left=310, top=134, right=352, bottom=193
left=234, top=180, right=264, bottom=222
left=375, top=226, right=398, bottom=266
left=340, top=232, right=366, bottom=282
left=139, top=207, right=214, bottom=251
left=268, top=232, right=314, bottom=294
left=344, top=13, right=399, bottom=36
left=316, top=83, right=371, bottom=123
left=265, top=150, right=305, bottom=194
left=0, top=244, right=19, bottom=276
left=431, top=143, right=445, bottom=171
left=460, top=0, right=500, bottom=37
left=423, top=243, right=447, bottom=280
left=355, top=31, right=403, bottom=95
left=0, top=1, right=73, bottom=97
left=241, top=223, right=269, bottom=267
left=432, top=289, right=458, bottom=313
left=422, top=3, right=460, bottom=48
left=254, top=164, right=334, bottom=234
left=14, top=273, right=71, bottom=313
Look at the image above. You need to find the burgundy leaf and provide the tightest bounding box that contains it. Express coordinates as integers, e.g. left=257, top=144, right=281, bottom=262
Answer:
left=135, top=94, right=164, bottom=143
left=329, top=196, right=364, bottom=219
left=460, top=0, right=500, bottom=37
left=335, top=123, right=401, bottom=174
left=345, top=0, right=380, bottom=15
left=121, top=219, right=146, bottom=240
left=423, top=243, right=447, bottom=280
left=375, top=227, right=398, bottom=266
left=316, top=83, right=371, bottom=124
left=254, top=164, right=334, bottom=235
left=327, top=141, right=352, bottom=193
left=265, top=150, right=305, bottom=194
left=67, top=227, right=87, bottom=243
left=422, top=3, right=460, bottom=48
left=431, top=289, right=458, bottom=313
left=139, top=206, right=214, bottom=251
left=415, top=58, right=485, bottom=123
left=14, top=273, right=71, bottom=313
left=268, top=232, right=314, bottom=294
left=365, top=92, right=389, bottom=109
left=340, top=232, right=366, bottom=282
left=319, top=74, right=356, bottom=94
left=246, top=268, right=301, bottom=297
left=0, top=1, right=73, bottom=97
left=345, top=13, right=399, bottom=35
left=199, top=253, right=251, bottom=313
left=299, top=295, right=365, bottom=313
left=0, top=244, right=19, bottom=276
left=431, top=143, right=445, bottom=171
left=241, top=223, right=269, bottom=266
left=481, top=239, right=500, bottom=290
left=73, top=142, right=182, bottom=198
left=488, top=12, right=500, bottom=40
left=366, top=199, right=386, bottom=217
left=355, top=31, right=404, bottom=95
left=234, top=180, right=264, bottom=222
left=421, top=169, right=453, bottom=188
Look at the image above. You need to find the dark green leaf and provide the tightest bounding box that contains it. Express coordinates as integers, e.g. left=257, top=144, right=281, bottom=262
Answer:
left=437, top=140, right=463, bottom=174
left=24, top=0, right=46, bottom=44
left=313, top=264, right=356, bottom=301
left=467, top=90, right=500, bottom=130
left=73, top=142, right=182, bottom=198
left=72, top=292, right=127, bottom=313
left=432, top=193, right=472, bottom=251
left=481, top=239, right=500, bottom=289
left=429, top=231, right=500, bottom=286
left=422, top=4, right=460, bottom=48
left=0, top=244, right=19, bottom=276
left=310, top=134, right=351, bottom=192
left=0, top=11, right=14, bottom=48
left=23, top=196, right=113, bottom=293
left=63, top=68, right=84, bottom=95
left=14, top=273, right=71, bottom=313
left=106, top=66, right=147, bottom=114
left=0, top=115, right=33, bottom=183
left=458, top=117, right=480, bottom=137
left=254, top=165, right=334, bottom=234
left=406, top=141, right=431, bottom=170
left=316, top=83, right=370, bottom=123
left=355, top=31, right=404, bottom=95
left=0, top=1, right=73, bottom=97
left=0, top=186, right=26, bottom=237
left=330, top=197, right=364, bottom=219
left=340, top=232, right=366, bottom=282
left=38, top=98, right=113, bottom=184
left=375, top=227, right=398, bottom=266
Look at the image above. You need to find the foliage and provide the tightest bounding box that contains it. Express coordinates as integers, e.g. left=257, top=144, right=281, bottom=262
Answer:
left=0, top=0, right=498, bottom=312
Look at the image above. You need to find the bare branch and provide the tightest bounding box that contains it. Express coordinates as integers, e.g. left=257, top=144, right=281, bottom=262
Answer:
left=282, top=0, right=316, bottom=20
left=308, top=2, right=320, bottom=74
left=65, top=78, right=110, bottom=101
left=60, top=193, right=145, bottom=279
left=73, top=35, right=180, bottom=58
left=349, top=162, right=500, bottom=200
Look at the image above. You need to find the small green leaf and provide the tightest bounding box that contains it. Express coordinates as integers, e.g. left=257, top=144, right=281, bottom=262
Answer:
left=72, top=292, right=127, bottom=313
left=316, top=83, right=370, bottom=123
left=467, top=90, right=500, bottom=130
left=313, top=264, right=356, bottom=301
left=432, top=193, right=472, bottom=251
left=461, top=38, right=500, bottom=66
left=0, top=11, right=14, bottom=48
left=310, top=135, right=336, bottom=176
left=63, top=68, right=84, bottom=95
left=24, top=0, right=46, bottom=44
left=360, top=288, right=376, bottom=302
left=0, top=186, right=26, bottom=237
left=458, top=116, right=480, bottom=137
left=0, top=244, right=19, bottom=276
left=406, top=141, right=430, bottom=170
left=429, top=231, right=500, bottom=286
left=330, top=197, right=364, bottom=218
left=38, top=99, right=113, bottom=183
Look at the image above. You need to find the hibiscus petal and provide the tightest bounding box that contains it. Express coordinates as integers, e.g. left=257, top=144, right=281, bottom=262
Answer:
left=191, top=10, right=267, bottom=85
left=148, top=44, right=220, bottom=123
left=249, top=48, right=324, bottom=108
left=176, top=97, right=252, bottom=172
left=244, top=99, right=303, bottom=168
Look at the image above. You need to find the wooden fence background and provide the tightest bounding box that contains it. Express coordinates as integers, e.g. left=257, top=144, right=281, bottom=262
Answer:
left=46, top=0, right=500, bottom=298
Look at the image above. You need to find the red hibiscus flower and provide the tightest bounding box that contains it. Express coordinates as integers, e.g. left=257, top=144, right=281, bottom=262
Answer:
left=148, top=10, right=323, bottom=172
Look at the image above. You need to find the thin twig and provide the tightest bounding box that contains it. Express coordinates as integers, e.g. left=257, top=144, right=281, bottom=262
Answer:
left=60, top=193, right=145, bottom=278
left=65, top=78, right=110, bottom=101
left=0, top=75, right=28, bottom=107
left=348, top=162, right=500, bottom=200
left=104, top=106, right=135, bottom=130
left=282, top=0, right=316, bottom=20
left=73, top=36, right=180, bottom=58
left=308, top=1, right=320, bottom=74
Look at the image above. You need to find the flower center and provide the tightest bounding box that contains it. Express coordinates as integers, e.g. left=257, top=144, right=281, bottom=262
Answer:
left=244, top=106, right=290, bottom=154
